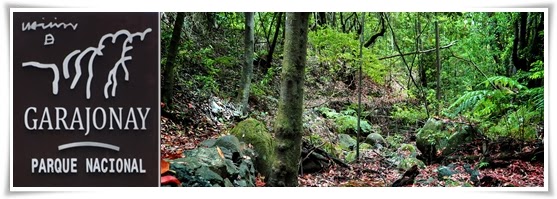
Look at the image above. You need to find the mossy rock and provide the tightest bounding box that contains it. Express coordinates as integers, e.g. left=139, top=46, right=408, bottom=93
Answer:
left=398, top=144, right=417, bottom=153
left=338, top=134, right=357, bottom=150
left=230, top=118, right=275, bottom=180
left=398, top=157, right=425, bottom=170
left=334, top=115, right=374, bottom=136
left=415, top=118, right=448, bottom=163
left=364, top=133, right=386, bottom=146
left=360, top=143, right=372, bottom=150
left=442, top=125, right=475, bottom=157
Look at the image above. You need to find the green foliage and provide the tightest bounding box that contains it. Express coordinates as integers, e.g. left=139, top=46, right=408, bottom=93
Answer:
left=522, top=87, right=544, bottom=112
left=478, top=161, right=489, bottom=169
left=447, top=90, right=490, bottom=118
left=398, top=157, right=425, bottom=170
left=308, top=27, right=387, bottom=84
left=447, top=75, right=542, bottom=141
left=448, top=76, right=527, bottom=119
left=335, top=115, right=373, bottom=135
left=483, top=105, right=541, bottom=141
left=528, top=60, right=544, bottom=80
left=385, top=134, right=405, bottom=149
left=480, top=76, right=526, bottom=91
left=251, top=66, right=280, bottom=98
left=317, top=106, right=375, bottom=135
left=345, top=151, right=357, bottom=163
left=317, top=107, right=341, bottom=119
left=391, top=103, right=429, bottom=124
left=399, top=144, right=417, bottom=153
left=322, top=142, right=343, bottom=159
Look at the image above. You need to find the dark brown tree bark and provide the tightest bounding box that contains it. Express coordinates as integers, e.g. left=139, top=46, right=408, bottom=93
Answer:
left=162, top=12, right=185, bottom=106
left=268, top=12, right=310, bottom=187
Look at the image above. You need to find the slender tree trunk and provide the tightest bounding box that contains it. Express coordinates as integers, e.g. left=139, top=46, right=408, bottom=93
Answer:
left=237, top=12, right=255, bottom=116
left=266, top=13, right=277, bottom=42
left=162, top=12, right=185, bottom=107
left=331, top=12, right=336, bottom=28
left=340, top=12, right=345, bottom=32
left=435, top=20, right=441, bottom=102
left=268, top=12, right=310, bottom=187
left=266, top=12, right=283, bottom=69
left=356, top=12, right=365, bottom=162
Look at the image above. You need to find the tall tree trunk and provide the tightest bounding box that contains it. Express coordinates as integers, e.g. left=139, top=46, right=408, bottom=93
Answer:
left=529, top=12, right=544, bottom=63
left=318, top=12, right=327, bottom=26
left=512, top=12, right=529, bottom=72
left=266, top=12, right=283, bottom=69
left=162, top=12, right=185, bottom=107
left=268, top=12, right=310, bottom=187
left=435, top=20, right=441, bottom=102
left=417, top=13, right=427, bottom=87
left=237, top=12, right=255, bottom=116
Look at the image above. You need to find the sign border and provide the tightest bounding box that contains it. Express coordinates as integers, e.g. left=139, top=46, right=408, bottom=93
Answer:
left=9, top=8, right=161, bottom=190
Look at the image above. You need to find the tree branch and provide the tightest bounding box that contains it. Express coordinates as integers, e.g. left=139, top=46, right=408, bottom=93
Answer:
left=364, top=13, right=385, bottom=48
left=378, top=40, right=457, bottom=60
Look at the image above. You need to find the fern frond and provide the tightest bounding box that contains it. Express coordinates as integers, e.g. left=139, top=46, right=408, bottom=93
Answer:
left=522, top=87, right=544, bottom=111
left=448, top=90, right=489, bottom=117
left=481, top=76, right=526, bottom=91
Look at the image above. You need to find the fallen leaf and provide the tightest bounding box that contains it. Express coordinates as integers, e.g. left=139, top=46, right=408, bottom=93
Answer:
left=161, top=175, right=181, bottom=186
left=216, top=146, right=225, bottom=159
left=255, top=174, right=266, bottom=187
left=161, top=159, right=170, bottom=175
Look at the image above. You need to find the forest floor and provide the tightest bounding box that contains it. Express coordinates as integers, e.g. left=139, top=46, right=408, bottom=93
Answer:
left=160, top=77, right=544, bottom=187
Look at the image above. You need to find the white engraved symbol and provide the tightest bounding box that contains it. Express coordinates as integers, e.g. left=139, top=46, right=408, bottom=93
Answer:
left=22, top=28, right=153, bottom=99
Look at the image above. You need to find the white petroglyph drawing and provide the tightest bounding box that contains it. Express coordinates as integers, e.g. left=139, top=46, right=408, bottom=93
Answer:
left=22, top=20, right=78, bottom=31
left=44, top=33, right=54, bottom=45
left=22, top=28, right=153, bottom=99
left=21, top=62, right=59, bottom=95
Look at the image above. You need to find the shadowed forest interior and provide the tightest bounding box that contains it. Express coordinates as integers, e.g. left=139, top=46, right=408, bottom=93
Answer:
left=159, top=12, right=544, bottom=187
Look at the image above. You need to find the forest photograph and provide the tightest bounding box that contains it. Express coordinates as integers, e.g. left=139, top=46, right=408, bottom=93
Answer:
left=158, top=12, right=545, bottom=187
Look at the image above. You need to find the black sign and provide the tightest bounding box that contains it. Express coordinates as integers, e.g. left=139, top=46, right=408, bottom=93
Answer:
left=12, top=12, right=159, bottom=187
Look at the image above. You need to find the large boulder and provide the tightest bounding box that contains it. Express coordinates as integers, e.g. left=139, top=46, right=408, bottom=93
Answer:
left=442, top=125, right=476, bottom=157
left=415, top=118, right=446, bottom=163
left=214, top=135, right=242, bottom=161
left=364, top=132, right=386, bottom=147
left=167, top=135, right=257, bottom=187
left=416, top=118, right=477, bottom=164
left=230, top=118, right=275, bottom=179
left=338, top=134, right=357, bottom=150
